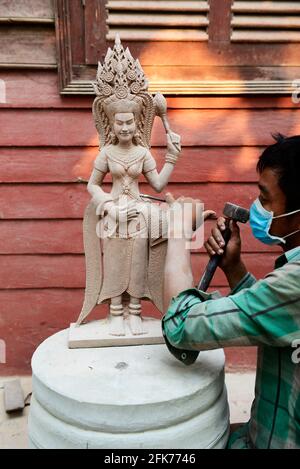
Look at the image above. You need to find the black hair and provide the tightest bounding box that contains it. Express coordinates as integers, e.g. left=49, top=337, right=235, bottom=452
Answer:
left=257, top=134, right=300, bottom=212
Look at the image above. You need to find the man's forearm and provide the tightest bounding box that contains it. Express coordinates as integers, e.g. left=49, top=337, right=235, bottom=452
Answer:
left=163, top=238, right=194, bottom=312
left=223, top=260, right=248, bottom=290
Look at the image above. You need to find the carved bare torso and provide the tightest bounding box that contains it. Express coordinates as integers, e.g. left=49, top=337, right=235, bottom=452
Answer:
left=103, top=144, right=153, bottom=201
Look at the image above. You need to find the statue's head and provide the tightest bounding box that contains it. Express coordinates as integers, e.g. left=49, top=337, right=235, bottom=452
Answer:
left=103, top=97, right=142, bottom=145
left=113, top=112, right=136, bottom=145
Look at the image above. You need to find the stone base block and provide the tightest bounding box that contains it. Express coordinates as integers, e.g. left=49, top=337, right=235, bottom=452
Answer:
left=29, top=329, right=229, bottom=449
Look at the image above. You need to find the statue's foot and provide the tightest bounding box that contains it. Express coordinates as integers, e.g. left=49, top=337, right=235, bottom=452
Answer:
left=109, top=304, right=125, bottom=336
left=109, top=314, right=125, bottom=336
left=129, top=314, right=146, bottom=335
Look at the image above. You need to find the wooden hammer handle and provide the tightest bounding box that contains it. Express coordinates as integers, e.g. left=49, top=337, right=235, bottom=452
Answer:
left=197, top=221, right=231, bottom=292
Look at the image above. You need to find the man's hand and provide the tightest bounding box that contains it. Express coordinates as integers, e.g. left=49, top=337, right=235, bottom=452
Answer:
left=204, top=216, right=247, bottom=289
left=204, top=217, right=241, bottom=271
left=165, top=192, right=216, bottom=239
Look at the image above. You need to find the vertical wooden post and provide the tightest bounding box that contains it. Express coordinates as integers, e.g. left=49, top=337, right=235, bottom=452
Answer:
left=208, top=0, right=233, bottom=43
left=84, top=0, right=108, bottom=64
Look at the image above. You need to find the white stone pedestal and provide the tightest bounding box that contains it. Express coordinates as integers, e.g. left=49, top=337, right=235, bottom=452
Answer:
left=28, top=329, right=229, bottom=449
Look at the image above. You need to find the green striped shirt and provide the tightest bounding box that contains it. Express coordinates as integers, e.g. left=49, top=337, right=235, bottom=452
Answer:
left=162, top=247, right=300, bottom=449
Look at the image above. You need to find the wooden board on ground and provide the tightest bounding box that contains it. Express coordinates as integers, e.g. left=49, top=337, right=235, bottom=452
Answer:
left=4, top=379, right=24, bottom=413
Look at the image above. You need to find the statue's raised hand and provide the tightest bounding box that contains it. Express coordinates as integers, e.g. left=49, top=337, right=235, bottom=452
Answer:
left=166, top=131, right=181, bottom=165
left=167, top=132, right=181, bottom=156
left=165, top=132, right=181, bottom=165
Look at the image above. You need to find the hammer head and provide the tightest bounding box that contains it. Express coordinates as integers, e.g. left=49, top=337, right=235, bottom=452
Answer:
left=223, top=203, right=250, bottom=224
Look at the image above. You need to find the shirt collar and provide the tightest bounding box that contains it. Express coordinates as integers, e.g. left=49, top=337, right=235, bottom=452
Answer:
left=275, top=246, right=300, bottom=269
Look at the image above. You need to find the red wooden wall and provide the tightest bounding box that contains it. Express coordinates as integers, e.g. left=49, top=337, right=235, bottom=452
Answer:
left=2, top=68, right=300, bottom=375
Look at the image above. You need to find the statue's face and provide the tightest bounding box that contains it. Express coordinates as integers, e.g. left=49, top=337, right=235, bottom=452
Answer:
left=113, top=112, right=136, bottom=144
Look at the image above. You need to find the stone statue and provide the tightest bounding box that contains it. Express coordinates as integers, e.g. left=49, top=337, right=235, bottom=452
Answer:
left=75, top=36, right=181, bottom=337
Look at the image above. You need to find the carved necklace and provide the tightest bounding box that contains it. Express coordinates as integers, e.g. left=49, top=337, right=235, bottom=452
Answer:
left=107, top=146, right=146, bottom=171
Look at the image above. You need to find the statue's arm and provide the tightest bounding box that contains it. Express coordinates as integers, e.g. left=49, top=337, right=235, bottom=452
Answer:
left=87, top=150, right=114, bottom=210
left=143, top=134, right=181, bottom=193
left=144, top=162, right=175, bottom=193
left=87, top=169, right=109, bottom=202
left=87, top=172, right=114, bottom=222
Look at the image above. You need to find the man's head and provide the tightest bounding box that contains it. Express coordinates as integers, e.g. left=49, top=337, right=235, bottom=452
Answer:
left=256, top=134, right=300, bottom=248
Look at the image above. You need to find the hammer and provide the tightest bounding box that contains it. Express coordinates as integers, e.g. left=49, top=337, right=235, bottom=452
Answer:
left=198, top=203, right=250, bottom=292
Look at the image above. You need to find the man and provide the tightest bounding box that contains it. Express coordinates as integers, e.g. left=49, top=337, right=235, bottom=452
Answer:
left=162, top=134, right=300, bottom=449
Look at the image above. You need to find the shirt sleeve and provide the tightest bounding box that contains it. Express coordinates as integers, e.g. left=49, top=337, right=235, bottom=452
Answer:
left=143, top=150, right=157, bottom=174
left=94, top=150, right=109, bottom=173
left=162, top=262, right=300, bottom=351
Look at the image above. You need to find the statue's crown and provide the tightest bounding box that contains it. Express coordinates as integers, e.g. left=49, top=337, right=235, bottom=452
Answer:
left=93, top=34, right=148, bottom=102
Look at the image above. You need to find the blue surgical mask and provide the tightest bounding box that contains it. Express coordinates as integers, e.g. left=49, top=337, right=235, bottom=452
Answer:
left=250, top=198, right=300, bottom=245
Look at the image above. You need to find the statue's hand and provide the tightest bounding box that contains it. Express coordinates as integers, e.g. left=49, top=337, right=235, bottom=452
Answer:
left=167, top=132, right=181, bottom=157
left=105, top=204, right=119, bottom=221
left=122, top=200, right=139, bottom=221
left=105, top=200, right=139, bottom=224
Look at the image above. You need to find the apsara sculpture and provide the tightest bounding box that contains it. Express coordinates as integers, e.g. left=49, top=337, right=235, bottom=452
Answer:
left=76, top=35, right=181, bottom=337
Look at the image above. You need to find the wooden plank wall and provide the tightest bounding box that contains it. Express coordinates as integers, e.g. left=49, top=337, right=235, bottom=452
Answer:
left=0, top=0, right=56, bottom=68
left=1, top=1, right=299, bottom=375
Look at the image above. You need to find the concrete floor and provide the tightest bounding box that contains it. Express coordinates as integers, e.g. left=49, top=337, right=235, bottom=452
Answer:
left=0, top=372, right=256, bottom=449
